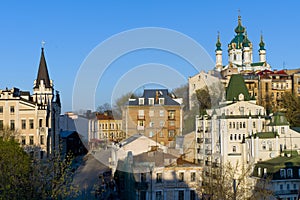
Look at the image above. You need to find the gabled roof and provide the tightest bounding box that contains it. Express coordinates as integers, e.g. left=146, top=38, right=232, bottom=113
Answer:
left=34, top=48, right=51, bottom=88
left=226, top=74, right=250, bottom=101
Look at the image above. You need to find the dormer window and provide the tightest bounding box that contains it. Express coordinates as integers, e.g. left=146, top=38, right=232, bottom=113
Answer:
left=139, top=98, right=144, bottom=105
left=280, top=169, right=286, bottom=178
left=159, top=98, right=164, bottom=105
left=148, top=98, right=154, bottom=105
left=287, top=169, right=293, bottom=178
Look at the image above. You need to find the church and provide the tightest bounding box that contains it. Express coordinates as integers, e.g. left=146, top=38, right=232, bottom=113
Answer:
left=0, top=47, right=61, bottom=158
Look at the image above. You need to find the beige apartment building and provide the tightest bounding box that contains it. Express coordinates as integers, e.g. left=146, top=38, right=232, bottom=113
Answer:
left=0, top=47, right=61, bottom=158
left=123, top=89, right=183, bottom=146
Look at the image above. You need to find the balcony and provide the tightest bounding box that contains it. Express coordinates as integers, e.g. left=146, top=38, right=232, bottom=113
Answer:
left=137, top=115, right=145, bottom=120
left=137, top=125, right=145, bottom=130
left=168, top=125, right=176, bottom=130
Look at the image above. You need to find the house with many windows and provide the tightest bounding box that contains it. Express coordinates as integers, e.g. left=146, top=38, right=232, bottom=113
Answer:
left=0, top=47, right=61, bottom=158
left=123, top=89, right=183, bottom=146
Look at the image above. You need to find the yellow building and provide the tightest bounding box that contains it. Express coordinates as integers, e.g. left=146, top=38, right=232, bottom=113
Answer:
left=0, top=47, right=61, bottom=158
left=96, top=111, right=124, bottom=142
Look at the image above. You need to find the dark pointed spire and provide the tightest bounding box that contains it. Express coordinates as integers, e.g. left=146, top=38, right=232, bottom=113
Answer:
left=259, top=33, right=266, bottom=50
left=35, top=46, right=51, bottom=88
left=215, top=31, right=222, bottom=51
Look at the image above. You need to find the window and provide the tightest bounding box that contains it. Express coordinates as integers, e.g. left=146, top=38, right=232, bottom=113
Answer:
left=10, top=120, right=15, bottom=130
left=168, top=110, right=175, bottom=120
left=258, top=167, right=261, bottom=176
left=156, top=173, right=162, bottom=183
left=39, top=119, right=43, bottom=127
left=21, top=136, right=26, bottom=145
left=280, top=169, right=286, bottom=178
left=190, top=190, right=196, bottom=200
left=0, top=106, right=3, bottom=113
left=149, top=122, right=154, bottom=127
left=40, top=135, right=44, bottom=145
left=169, top=121, right=175, bottom=126
left=29, top=119, right=34, bottom=129
left=233, top=146, right=236, bottom=152
left=159, top=110, right=164, bottom=117
left=230, top=134, right=233, bottom=140
left=262, top=141, right=266, bottom=150
left=21, top=119, right=26, bottom=129
left=229, top=122, right=232, bottom=129
left=233, top=122, right=235, bottom=129
left=287, top=169, right=293, bottom=178
left=287, top=184, right=290, bottom=190
left=149, top=110, right=154, bottom=117
left=138, top=110, right=144, bottom=119
left=10, top=106, right=15, bottom=114
left=178, top=190, right=184, bottom=200
left=159, top=131, right=164, bottom=138
left=0, top=120, right=3, bottom=130
left=238, top=134, right=241, bottom=140
left=253, top=121, right=256, bottom=128
left=178, top=172, right=184, bottom=182
left=149, top=131, right=154, bottom=137
left=159, top=121, right=164, bottom=127
left=138, top=120, right=144, bottom=127
left=155, top=191, right=162, bottom=200
left=138, top=98, right=144, bottom=105
left=280, top=184, right=283, bottom=190
left=159, top=98, right=164, bottom=105
left=148, top=98, right=154, bottom=105
left=29, top=136, right=34, bottom=145
left=240, top=122, right=242, bottom=128
left=168, top=130, right=175, bottom=138
left=140, top=173, right=146, bottom=182
left=243, top=122, right=246, bottom=128
left=190, top=172, right=196, bottom=182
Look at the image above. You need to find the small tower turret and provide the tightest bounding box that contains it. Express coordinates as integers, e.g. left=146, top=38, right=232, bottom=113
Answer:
left=259, top=33, right=266, bottom=62
left=215, top=32, right=223, bottom=71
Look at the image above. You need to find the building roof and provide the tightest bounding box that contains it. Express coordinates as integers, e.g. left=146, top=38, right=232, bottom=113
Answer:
left=128, top=89, right=180, bottom=106
left=226, top=74, right=251, bottom=101
left=251, top=131, right=279, bottom=139
left=268, top=112, right=289, bottom=126
left=60, top=130, right=77, bottom=138
left=34, top=47, right=51, bottom=88
left=254, top=152, right=300, bottom=175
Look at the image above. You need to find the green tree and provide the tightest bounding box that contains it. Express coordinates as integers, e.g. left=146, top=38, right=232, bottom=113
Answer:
left=201, top=161, right=273, bottom=200
left=112, top=92, right=135, bottom=119
left=282, top=92, right=300, bottom=126
left=0, top=139, right=32, bottom=199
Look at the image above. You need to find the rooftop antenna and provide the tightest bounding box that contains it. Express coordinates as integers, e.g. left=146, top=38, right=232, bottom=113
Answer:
left=283, top=61, right=286, bottom=70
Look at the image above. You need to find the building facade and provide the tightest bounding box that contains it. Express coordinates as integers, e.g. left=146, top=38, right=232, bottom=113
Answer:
left=123, top=89, right=183, bottom=146
left=0, top=47, right=61, bottom=158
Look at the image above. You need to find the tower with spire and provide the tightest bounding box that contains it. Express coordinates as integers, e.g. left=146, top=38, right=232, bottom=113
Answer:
left=32, top=46, right=61, bottom=155
left=215, top=32, right=223, bottom=71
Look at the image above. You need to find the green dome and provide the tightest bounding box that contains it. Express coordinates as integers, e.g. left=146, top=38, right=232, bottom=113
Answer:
left=259, top=34, right=265, bottom=50
left=235, top=16, right=245, bottom=34
left=243, top=32, right=251, bottom=47
left=216, top=32, right=222, bottom=51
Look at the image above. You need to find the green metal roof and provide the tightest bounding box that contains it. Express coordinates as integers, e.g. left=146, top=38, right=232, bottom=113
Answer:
left=250, top=62, right=265, bottom=67
left=226, top=74, right=251, bottom=101
left=254, top=152, right=300, bottom=174
left=252, top=132, right=279, bottom=139
left=268, top=112, right=289, bottom=126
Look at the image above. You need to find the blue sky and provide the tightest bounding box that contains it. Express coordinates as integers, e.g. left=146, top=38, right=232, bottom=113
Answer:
left=0, top=1, right=300, bottom=112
